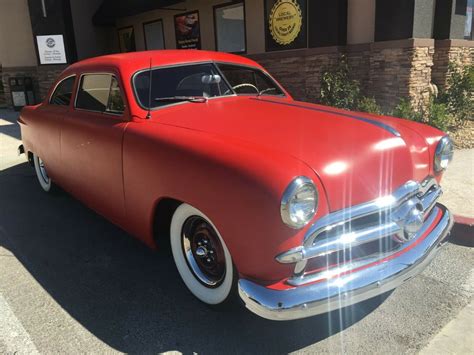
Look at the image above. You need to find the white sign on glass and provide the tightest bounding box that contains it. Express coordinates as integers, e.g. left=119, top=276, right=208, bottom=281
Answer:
left=36, top=35, right=67, bottom=64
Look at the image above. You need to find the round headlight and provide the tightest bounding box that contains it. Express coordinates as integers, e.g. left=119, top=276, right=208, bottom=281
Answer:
left=281, top=176, right=318, bottom=229
left=434, top=136, right=454, bottom=172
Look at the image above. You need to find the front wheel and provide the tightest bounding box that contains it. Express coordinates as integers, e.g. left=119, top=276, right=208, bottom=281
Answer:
left=170, top=203, right=236, bottom=305
left=33, top=153, right=56, bottom=193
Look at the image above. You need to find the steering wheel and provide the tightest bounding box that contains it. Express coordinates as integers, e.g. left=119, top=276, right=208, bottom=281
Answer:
left=225, top=83, right=259, bottom=95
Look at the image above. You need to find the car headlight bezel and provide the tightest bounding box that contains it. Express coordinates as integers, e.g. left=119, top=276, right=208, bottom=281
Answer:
left=434, top=136, right=454, bottom=173
left=280, top=176, right=318, bottom=229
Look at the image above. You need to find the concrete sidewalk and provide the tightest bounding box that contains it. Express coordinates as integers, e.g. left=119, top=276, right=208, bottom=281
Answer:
left=420, top=300, right=474, bottom=355
left=439, top=148, right=474, bottom=219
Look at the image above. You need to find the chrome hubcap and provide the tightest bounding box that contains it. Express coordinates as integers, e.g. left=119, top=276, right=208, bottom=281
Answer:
left=181, top=216, right=226, bottom=287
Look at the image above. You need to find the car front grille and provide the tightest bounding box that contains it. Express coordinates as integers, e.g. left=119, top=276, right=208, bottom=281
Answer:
left=276, top=177, right=442, bottom=287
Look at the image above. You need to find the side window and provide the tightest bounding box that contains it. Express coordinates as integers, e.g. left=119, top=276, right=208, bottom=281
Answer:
left=76, top=74, right=112, bottom=112
left=50, top=76, right=75, bottom=106
left=107, top=77, right=125, bottom=114
left=76, top=74, right=125, bottom=114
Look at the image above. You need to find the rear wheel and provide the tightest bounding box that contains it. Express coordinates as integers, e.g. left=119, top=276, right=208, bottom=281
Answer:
left=33, top=153, right=56, bottom=193
left=170, top=203, right=236, bottom=305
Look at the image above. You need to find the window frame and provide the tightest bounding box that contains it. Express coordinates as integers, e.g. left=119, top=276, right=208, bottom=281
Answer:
left=213, top=1, right=247, bottom=54
left=48, top=75, right=77, bottom=106
left=143, top=18, right=166, bottom=50
left=73, top=72, right=126, bottom=117
left=130, top=61, right=287, bottom=111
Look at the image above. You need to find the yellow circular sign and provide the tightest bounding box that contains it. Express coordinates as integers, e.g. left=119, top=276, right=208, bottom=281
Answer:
left=269, top=0, right=303, bottom=45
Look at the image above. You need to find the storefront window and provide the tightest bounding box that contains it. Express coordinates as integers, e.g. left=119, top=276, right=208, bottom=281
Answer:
left=144, top=20, right=165, bottom=50
left=214, top=2, right=246, bottom=53
left=465, top=0, right=473, bottom=39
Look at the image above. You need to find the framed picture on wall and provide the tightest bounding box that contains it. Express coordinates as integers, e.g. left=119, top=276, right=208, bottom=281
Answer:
left=118, top=26, right=136, bottom=53
left=214, top=1, right=247, bottom=53
left=144, top=19, right=165, bottom=50
left=174, top=11, right=202, bottom=49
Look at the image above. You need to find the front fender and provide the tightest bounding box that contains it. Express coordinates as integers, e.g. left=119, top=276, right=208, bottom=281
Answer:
left=122, top=121, right=329, bottom=282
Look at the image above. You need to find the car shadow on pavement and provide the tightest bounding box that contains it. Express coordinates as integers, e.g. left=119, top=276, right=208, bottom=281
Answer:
left=0, top=162, right=390, bottom=353
left=0, top=110, right=21, bottom=140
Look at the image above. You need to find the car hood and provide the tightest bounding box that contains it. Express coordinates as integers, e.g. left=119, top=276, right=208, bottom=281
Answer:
left=155, top=96, right=431, bottom=211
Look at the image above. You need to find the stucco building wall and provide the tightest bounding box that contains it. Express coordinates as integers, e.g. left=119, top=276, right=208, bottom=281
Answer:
left=0, top=0, right=37, bottom=68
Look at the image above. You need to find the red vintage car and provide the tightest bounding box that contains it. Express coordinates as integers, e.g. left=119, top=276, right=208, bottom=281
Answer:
left=18, top=50, right=454, bottom=321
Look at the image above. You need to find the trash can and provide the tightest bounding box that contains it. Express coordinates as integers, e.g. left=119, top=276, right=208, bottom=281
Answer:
left=9, top=76, right=35, bottom=111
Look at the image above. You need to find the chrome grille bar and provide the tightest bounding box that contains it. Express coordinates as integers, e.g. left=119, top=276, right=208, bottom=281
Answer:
left=276, top=178, right=442, bottom=285
left=287, top=205, right=442, bottom=287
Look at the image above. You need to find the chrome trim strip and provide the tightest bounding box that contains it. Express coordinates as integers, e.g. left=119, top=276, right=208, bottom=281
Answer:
left=251, top=98, right=401, bottom=137
left=238, top=204, right=453, bottom=321
left=301, top=222, right=401, bottom=261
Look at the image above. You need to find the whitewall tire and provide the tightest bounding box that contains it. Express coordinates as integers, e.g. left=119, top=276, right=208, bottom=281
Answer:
left=170, top=203, right=235, bottom=305
left=33, top=153, right=53, bottom=192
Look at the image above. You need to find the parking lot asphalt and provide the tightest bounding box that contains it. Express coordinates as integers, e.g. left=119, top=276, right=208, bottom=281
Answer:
left=0, top=109, right=473, bottom=354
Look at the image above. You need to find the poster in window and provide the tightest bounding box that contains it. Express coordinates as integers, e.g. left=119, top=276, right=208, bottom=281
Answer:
left=118, top=26, right=136, bottom=53
left=264, top=0, right=307, bottom=52
left=174, top=11, right=202, bottom=49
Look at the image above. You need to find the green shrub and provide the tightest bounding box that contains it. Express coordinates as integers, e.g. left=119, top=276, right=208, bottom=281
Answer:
left=437, top=63, right=473, bottom=126
left=319, top=57, right=470, bottom=132
left=391, top=98, right=422, bottom=122
left=357, top=97, right=383, bottom=115
left=320, top=56, right=361, bottom=111
left=427, top=100, right=450, bottom=131
left=391, top=97, right=451, bottom=131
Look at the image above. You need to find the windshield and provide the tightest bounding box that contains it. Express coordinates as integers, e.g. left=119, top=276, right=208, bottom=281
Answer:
left=133, top=62, right=284, bottom=109
left=217, top=64, right=284, bottom=97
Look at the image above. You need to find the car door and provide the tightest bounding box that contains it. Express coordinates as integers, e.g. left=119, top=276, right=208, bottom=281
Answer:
left=30, top=75, right=76, bottom=180
left=60, top=72, right=128, bottom=223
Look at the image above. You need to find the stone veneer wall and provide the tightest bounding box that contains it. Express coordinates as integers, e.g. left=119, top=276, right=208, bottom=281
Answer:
left=250, top=47, right=342, bottom=103
left=249, top=39, right=439, bottom=112
left=432, top=40, right=474, bottom=91
left=1, top=65, right=68, bottom=108
left=0, top=67, right=5, bottom=108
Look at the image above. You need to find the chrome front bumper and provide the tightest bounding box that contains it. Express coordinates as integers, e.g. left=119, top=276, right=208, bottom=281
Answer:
left=238, top=203, right=453, bottom=321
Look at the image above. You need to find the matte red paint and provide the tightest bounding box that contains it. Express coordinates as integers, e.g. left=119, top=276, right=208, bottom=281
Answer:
left=19, top=50, right=447, bottom=284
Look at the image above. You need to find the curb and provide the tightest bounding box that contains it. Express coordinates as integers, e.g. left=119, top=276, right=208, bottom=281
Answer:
left=451, top=215, right=474, bottom=247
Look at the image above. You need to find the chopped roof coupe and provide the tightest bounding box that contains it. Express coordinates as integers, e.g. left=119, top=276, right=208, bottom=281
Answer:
left=18, top=50, right=454, bottom=320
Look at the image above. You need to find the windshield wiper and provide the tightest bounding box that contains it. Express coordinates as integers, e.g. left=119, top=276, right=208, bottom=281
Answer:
left=154, top=96, right=208, bottom=103
left=257, top=88, right=277, bottom=97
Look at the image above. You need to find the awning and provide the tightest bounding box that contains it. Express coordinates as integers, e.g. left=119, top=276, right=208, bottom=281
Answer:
left=93, top=0, right=185, bottom=26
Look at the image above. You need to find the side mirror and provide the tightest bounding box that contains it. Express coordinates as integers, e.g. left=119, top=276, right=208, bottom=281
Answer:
left=202, top=74, right=222, bottom=85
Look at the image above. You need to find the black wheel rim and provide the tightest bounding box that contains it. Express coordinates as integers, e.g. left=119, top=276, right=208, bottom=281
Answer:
left=181, top=216, right=226, bottom=288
